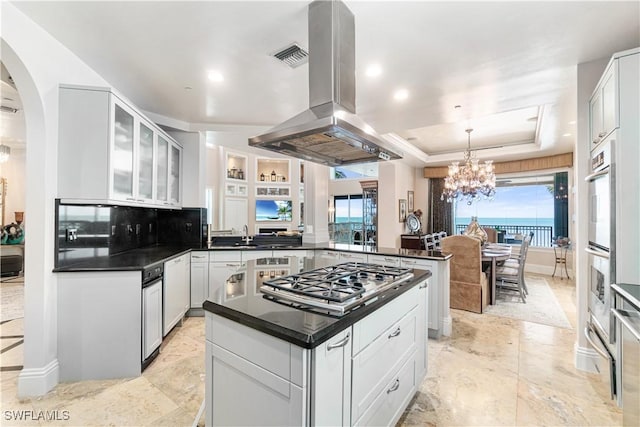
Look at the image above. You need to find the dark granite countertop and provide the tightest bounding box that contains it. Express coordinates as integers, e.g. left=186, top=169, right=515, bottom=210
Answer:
left=53, top=245, right=193, bottom=272
left=53, top=240, right=450, bottom=273
left=203, top=257, right=432, bottom=349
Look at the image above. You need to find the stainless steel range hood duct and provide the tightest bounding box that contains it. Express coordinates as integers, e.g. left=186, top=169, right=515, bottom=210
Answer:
left=249, top=0, right=402, bottom=166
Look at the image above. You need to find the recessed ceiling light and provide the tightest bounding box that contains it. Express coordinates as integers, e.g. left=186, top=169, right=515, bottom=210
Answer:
left=365, top=64, right=382, bottom=77
left=563, top=133, right=572, bottom=137
left=394, top=89, right=409, bottom=101
left=207, top=71, right=224, bottom=82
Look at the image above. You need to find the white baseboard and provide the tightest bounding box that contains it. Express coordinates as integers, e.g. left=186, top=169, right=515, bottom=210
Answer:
left=17, top=359, right=59, bottom=397
left=526, top=263, right=573, bottom=278
left=574, top=343, right=601, bottom=373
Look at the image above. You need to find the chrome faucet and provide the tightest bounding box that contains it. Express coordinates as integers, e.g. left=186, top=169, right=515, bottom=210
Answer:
left=242, top=225, right=253, bottom=245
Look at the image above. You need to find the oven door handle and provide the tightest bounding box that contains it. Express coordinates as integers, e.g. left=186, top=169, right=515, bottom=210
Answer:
left=585, top=246, right=610, bottom=259
left=612, top=309, right=640, bottom=341
left=584, top=324, right=611, bottom=360
left=585, top=168, right=609, bottom=182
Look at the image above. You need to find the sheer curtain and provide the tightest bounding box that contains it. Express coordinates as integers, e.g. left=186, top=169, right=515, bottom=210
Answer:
left=428, top=178, right=453, bottom=235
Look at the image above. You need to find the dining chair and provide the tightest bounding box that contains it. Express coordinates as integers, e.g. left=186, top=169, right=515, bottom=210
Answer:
left=482, top=227, right=498, bottom=243
left=501, top=231, right=534, bottom=295
left=441, top=235, right=489, bottom=313
left=423, top=234, right=437, bottom=250
left=494, top=232, right=533, bottom=303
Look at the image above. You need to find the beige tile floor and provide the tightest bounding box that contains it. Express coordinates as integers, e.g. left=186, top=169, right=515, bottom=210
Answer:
left=0, top=275, right=622, bottom=426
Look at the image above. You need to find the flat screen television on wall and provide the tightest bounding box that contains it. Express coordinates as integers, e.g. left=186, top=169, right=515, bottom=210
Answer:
left=255, top=200, right=292, bottom=222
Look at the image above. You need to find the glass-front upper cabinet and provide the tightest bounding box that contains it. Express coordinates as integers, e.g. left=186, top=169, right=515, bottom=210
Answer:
left=138, top=121, right=155, bottom=201
left=156, top=136, right=169, bottom=203
left=169, top=142, right=181, bottom=205
left=112, top=103, right=135, bottom=199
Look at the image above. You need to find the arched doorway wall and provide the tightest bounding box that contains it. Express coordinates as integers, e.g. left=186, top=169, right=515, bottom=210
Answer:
left=2, top=2, right=109, bottom=396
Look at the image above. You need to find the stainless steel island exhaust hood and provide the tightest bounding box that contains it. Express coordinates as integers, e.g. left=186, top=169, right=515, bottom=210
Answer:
left=249, top=0, right=402, bottom=166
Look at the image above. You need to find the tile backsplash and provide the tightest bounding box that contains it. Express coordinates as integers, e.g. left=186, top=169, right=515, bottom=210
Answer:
left=56, top=200, right=206, bottom=267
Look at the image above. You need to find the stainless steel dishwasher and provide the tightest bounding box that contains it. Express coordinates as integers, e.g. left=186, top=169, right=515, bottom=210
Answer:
left=142, top=264, right=163, bottom=370
left=611, top=283, right=640, bottom=427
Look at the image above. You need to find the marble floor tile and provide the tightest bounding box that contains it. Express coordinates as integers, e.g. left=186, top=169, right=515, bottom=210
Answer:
left=1, top=274, right=623, bottom=426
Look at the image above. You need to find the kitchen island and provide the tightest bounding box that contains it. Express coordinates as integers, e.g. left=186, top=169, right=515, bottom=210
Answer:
left=203, top=256, right=431, bottom=426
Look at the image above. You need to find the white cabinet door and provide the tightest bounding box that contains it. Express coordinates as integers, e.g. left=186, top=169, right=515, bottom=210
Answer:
left=137, top=120, right=155, bottom=203
left=110, top=101, right=136, bottom=201
left=190, top=251, right=210, bottom=310
left=590, top=61, right=619, bottom=146
left=169, top=141, right=182, bottom=206
left=156, top=135, right=169, bottom=205
left=142, top=280, right=163, bottom=360
left=163, top=254, right=189, bottom=336
left=312, top=329, right=352, bottom=426
left=415, top=279, right=429, bottom=385
left=209, top=261, right=243, bottom=299
left=206, top=341, right=304, bottom=427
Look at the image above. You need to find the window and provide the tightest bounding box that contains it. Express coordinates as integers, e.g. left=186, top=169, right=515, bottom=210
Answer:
left=330, top=164, right=378, bottom=180
left=330, top=194, right=363, bottom=244
left=454, top=172, right=569, bottom=247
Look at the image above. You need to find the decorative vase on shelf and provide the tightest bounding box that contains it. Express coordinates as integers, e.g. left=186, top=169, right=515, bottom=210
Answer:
left=463, top=216, right=487, bottom=244
left=271, top=171, right=277, bottom=182
left=260, top=173, right=265, bottom=182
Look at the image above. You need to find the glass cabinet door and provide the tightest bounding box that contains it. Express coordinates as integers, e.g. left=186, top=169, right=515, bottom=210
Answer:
left=138, top=122, right=154, bottom=201
left=156, top=136, right=169, bottom=202
left=112, top=104, right=134, bottom=199
left=169, top=143, right=181, bottom=204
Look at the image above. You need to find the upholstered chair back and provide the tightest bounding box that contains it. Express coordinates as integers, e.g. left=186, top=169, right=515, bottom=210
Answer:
left=441, top=235, right=483, bottom=284
left=483, top=227, right=498, bottom=243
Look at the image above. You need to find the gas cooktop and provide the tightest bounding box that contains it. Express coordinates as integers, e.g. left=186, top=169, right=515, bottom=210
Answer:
left=260, top=262, right=413, bottom=315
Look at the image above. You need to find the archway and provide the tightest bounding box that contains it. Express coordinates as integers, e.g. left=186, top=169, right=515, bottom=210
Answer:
left=1, top=39, right=58, bottom=397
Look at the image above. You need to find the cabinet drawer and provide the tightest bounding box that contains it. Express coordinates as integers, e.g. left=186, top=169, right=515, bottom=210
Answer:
left=367, top=254, right=400, bottom=267
left=339, top=251, right=368, bottom=262
left=210, top=251, right=242, bottom=262
left=206, top=313, right=302, bottom=382
left=191, top=251, right=210, bottom=263
left=352, top=285, right=419, bottom=355
left=318, top=250, right=340, bottom=259
left=352, top=307, right=417, bottom=419
left=400, top=257, right=435, bottom=270
left=354, top=352, right=417, bottom=427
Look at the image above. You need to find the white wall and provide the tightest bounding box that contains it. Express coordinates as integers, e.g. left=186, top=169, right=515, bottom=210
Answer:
left=2, top=2, right=110, bottom=396
left=575, top=56, right=609, bottom=371
left=1, top=147, right=26, bottom=225
left=377, top=161, right=416, bottom=248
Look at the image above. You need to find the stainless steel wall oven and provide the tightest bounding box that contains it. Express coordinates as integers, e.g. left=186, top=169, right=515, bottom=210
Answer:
left=584, top=138, right=619, bottom=401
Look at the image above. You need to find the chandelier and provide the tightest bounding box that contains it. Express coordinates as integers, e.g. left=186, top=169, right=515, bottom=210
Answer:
left=441, top=128, right=496, bottom=205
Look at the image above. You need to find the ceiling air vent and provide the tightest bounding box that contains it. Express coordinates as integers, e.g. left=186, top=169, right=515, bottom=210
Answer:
left=271, top=43, right=309, bottom=68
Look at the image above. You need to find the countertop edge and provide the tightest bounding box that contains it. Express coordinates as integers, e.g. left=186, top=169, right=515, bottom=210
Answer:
left=203, top=270, right=432, bottom=349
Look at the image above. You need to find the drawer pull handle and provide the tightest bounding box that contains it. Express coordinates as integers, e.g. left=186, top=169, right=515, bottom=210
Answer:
left=598, top=131, right=607, bottom=138
left=386, top=379, right=400, bottom=394
left=327, top=332, right=350, bottom=351
left=419, top=283, right=428, bottom=289
left=388, top=327, right=401, bottom=339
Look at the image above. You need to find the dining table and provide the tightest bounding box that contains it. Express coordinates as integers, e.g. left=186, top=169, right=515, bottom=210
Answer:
left=482, top=243, right=513, bottom=305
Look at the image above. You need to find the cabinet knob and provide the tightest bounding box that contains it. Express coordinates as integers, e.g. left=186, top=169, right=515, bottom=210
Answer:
left=598, top=131, right=607, bottom=137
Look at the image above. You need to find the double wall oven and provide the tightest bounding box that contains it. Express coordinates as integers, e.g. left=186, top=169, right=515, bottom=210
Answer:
left=584, top=138, right=619, bottom=401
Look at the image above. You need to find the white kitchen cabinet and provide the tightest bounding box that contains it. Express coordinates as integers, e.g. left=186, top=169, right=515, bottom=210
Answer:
left=205, top=277, right=427, bottom=426
left=590, top=60, right=618, bottom=146
left=190, top=251, right=210, bottom=315
left=209, top=251, right=243, bottom=298
left=58, top=84, right=182, bottom=208
left=142, top=280, right=163, bottom=360
left=367, top=254, right=401, bottom=267
left=311, top=329, right=352, bottom=426
left=241, top=250, right=273, bottom=262
left=163, top=253, right=190, bottom=336
left=401, top=257, right=451, bottom=339
left=339, top=251, right=367, bottom=263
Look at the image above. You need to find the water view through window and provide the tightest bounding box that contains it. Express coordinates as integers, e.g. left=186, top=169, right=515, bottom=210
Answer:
left=454, top=173, right=567, bottom=247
